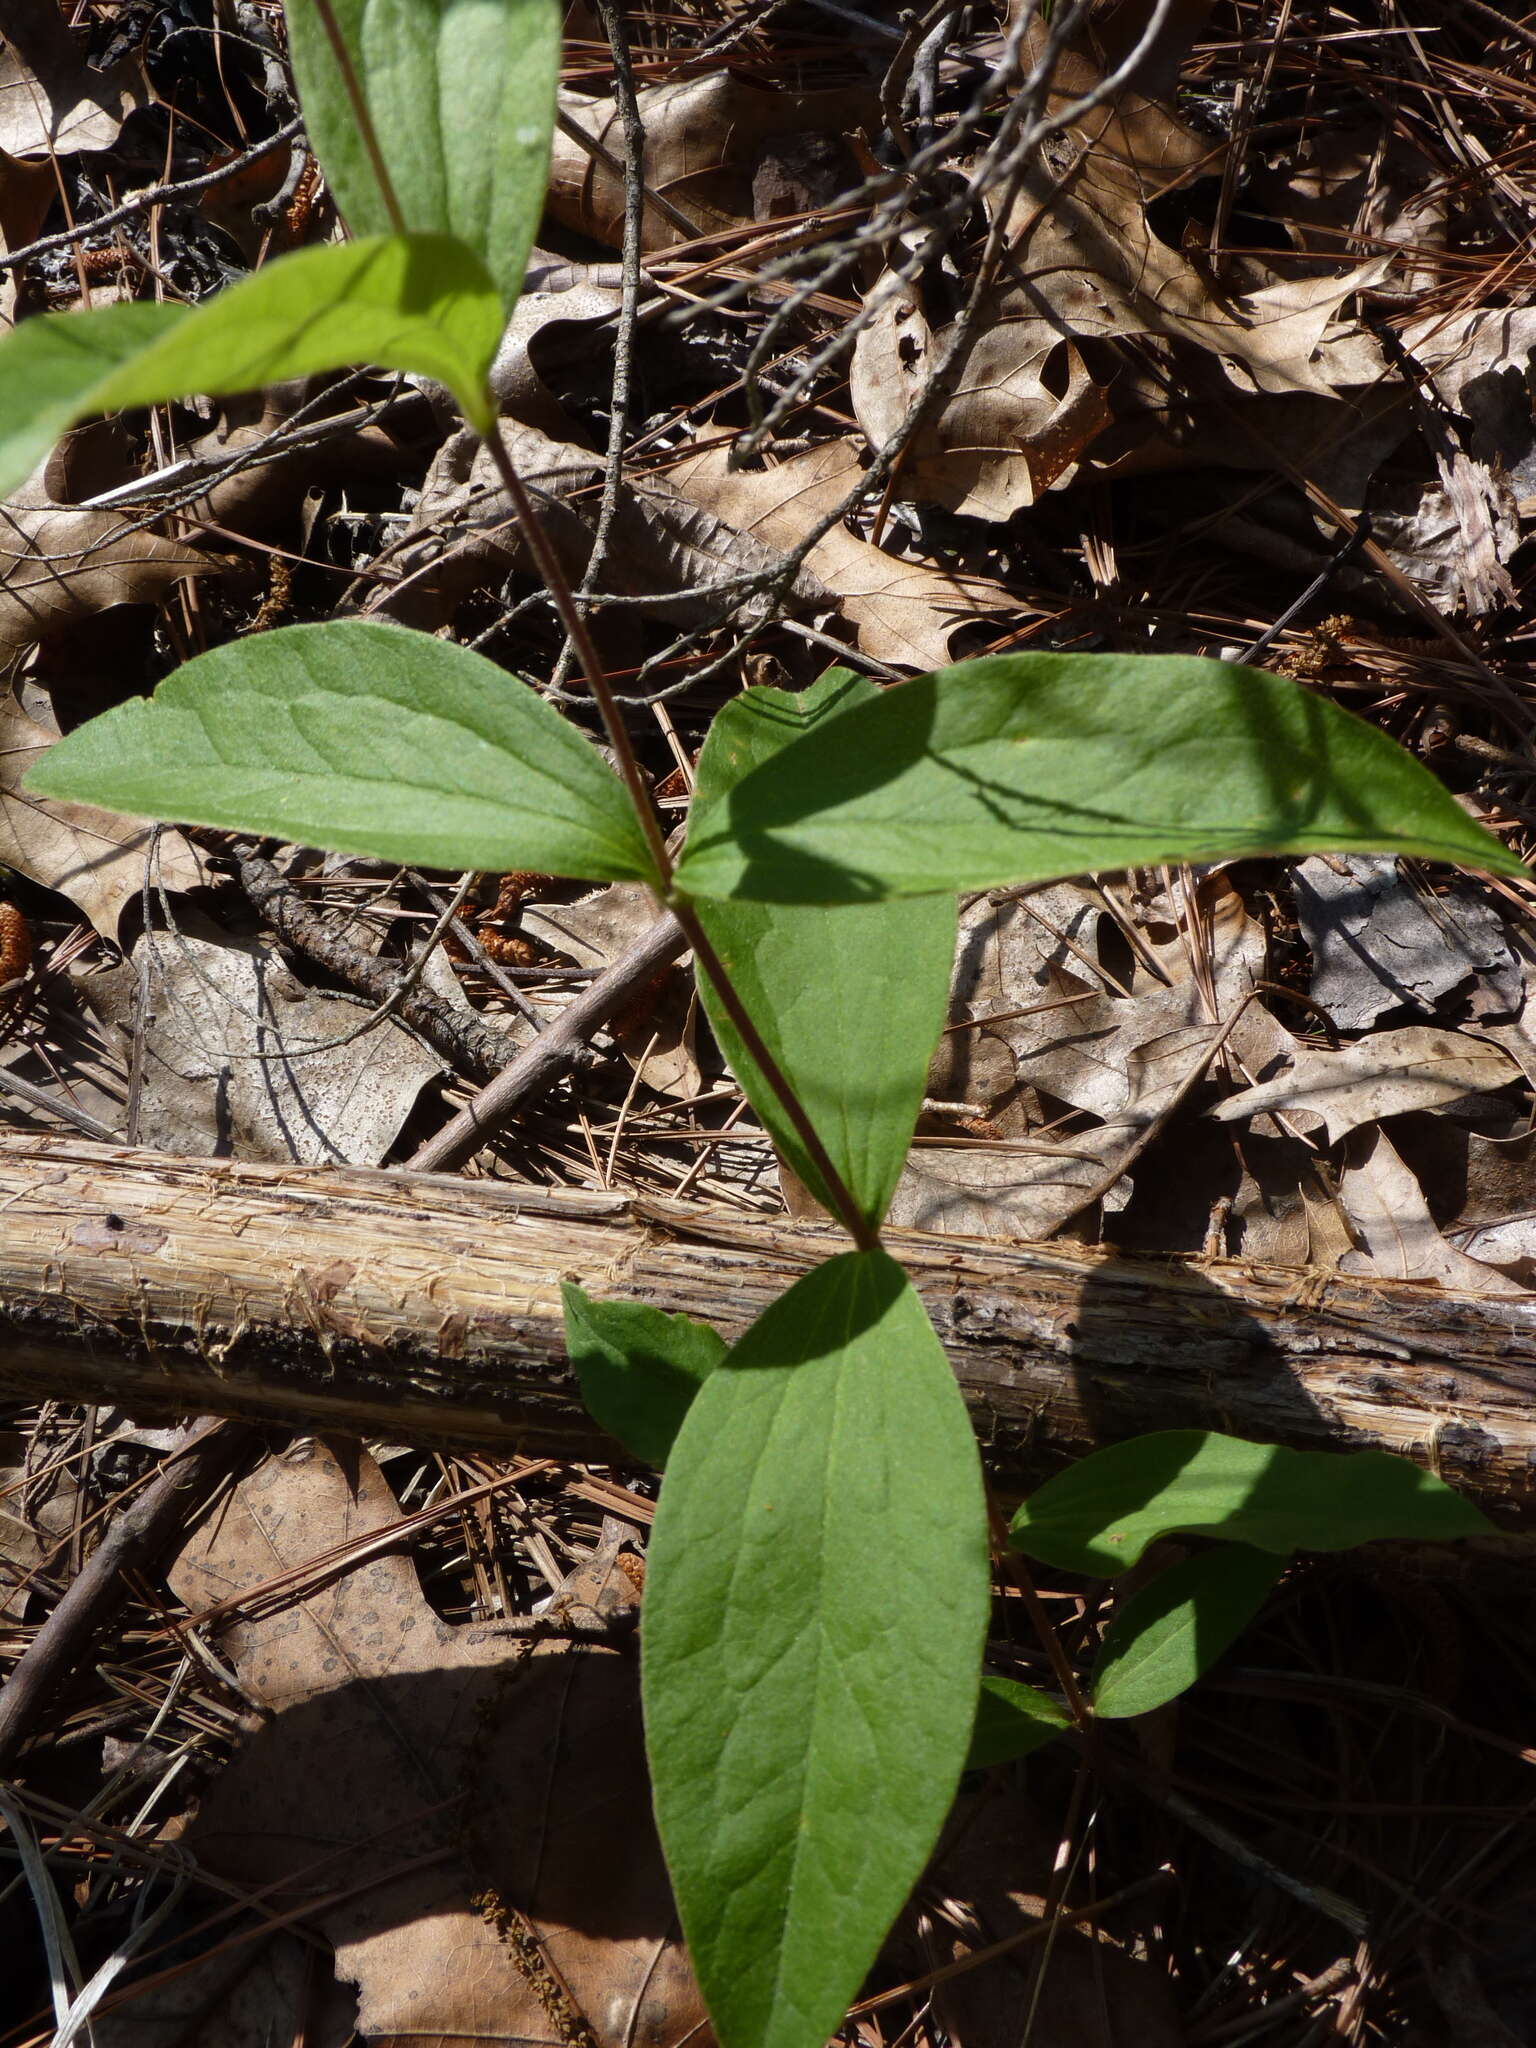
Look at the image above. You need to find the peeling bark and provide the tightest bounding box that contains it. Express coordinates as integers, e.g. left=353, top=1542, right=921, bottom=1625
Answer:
left=3, top=1135, right=1535, bottom=1514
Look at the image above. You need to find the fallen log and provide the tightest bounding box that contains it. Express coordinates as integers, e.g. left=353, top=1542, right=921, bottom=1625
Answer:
left=4, top=1134, right=1536, bottom=1514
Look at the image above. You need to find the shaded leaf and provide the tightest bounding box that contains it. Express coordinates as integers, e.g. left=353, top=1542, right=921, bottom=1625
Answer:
left=644, top=1251, right=990, bottom=2048
left=82, top=916, right=445, bottom=1165
left=674, top=654, right=1519, bottom=904
left=690, top=671, right=955, bottom=1228
left=562, top=1284, right=725, bottom=1467
left=0, top=234, right=500, bottom=496
left=1335, top=1125, right=1525, bottom=1294
left=967, top=1676, right=1071, bottom=1769
left=1091, top=1546, right=1285, bottom=1719
left=1010, top=1430, right=1492, bottom=1575
left=1292, top=853, right=1520, bottom=1031
left=286, top=0, right=559, bottom=316
left=25, top=619, right=657, bottom=884
left=549, top=74, right=867, bottom=252
left=159, top=1441, right=705, bottom=2047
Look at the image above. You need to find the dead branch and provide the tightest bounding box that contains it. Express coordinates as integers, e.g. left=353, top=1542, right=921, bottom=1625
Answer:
left=4, top=1133, right=1535, bottom=1515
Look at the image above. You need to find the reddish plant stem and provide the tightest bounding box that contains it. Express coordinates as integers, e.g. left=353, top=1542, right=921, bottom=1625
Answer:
left=476, top=426, right=878, bottom=1251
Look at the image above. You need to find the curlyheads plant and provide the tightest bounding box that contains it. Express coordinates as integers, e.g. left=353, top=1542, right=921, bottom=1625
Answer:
left=3, top=5, right=1513, bottom=2045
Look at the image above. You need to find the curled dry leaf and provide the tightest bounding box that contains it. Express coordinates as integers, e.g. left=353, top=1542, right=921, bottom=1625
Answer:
left=158, top=1441, right=706, bottom=2048
left=0, top=5, right=150, bottom=158
left=548, top=73, right=866, bottom=251
left=1211, top=1026, right=1522, bottom=1146
left=0, top=694, right=203, bottom=938
left=0, top=478, right=217, bottom=658
left=851, top=34, right=1386, bottom=520
left=894, top=876, right=1294, bottom=1241
left=490, top=250, right=625, bottom=439
left=667, top=437, right=1015, bottom=668
left=1338, top=1126, right=1527, bottom=1295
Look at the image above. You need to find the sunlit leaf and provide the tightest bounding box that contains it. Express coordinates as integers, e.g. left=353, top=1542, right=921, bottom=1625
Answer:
left=286, top=0, right=560, bottom=315
left=1091, top=1545, right=1285, bottom=1718
left=644, top=1252, right=990, bottom=2048
left=0, top=234, right=500, bottom=495
left=26, top=619, right=657, bottom=883
left=689, top=671, right=954, bottom=1228
left=561, top=1284, right=725, bottom=1467
left=1010, top=1430, right=1492, bottom=1576
left=673, top=653, right=1521, bottom=903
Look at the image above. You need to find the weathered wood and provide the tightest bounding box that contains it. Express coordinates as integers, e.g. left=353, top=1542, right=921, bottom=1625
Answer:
left=3, top=1134, right=1536, bottom=1513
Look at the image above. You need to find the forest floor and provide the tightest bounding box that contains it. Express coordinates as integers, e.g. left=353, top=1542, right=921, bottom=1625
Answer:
left=5, top=0, right=1536, bottom=2040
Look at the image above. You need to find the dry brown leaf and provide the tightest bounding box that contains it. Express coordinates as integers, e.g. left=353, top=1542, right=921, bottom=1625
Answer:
left=0, top=4, right=150, bottom=158
left=1211, top=1027, right=1521, bottom=1145
left=548, top=74, right=866, bottom=251
left=885, top=1134, right=1130, bottom=1241
left=668, top=437, right=1014, bottom=667
left=160, top=1440, right=706, bottom=2048
left=368, top=421, right=829, bottom=634
left=1337, top=1126, right=1526, bottom=1294
left=936, top=878, right=1290, bottom=1127
left=0, top=478, right=217, bottom=656
left=490, top=252, right=625, bottom=439
left=900, top=878, right=1296, bottom=1241
left=851, top=36, right=1386, bottom=522
left=82, top=918, right=446, bottom=1164
left=0, top=694, right=204, bottom=937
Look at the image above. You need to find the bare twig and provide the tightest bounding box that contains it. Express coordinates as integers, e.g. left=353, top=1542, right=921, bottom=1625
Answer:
left=0, top=1423, right=251, bottom=1770
left=0, top=118, right=305, bottom=271
left=408, top=910, right=687, bottom=1170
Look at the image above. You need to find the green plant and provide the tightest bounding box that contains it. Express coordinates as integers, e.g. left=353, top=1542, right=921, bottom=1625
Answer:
left=4, top=7, right=1511, bottom=2047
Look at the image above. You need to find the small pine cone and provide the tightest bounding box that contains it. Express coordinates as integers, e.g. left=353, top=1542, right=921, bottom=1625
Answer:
left=0, top=902, right=32, bottom=990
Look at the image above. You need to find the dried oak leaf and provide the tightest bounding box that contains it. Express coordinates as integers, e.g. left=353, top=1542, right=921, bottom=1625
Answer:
left=366, top=420, right=829, bottom=634
left=667, top=437, right=1015, bottom=668
left=852, top=82, right=1385, bottom=519
left=1292, top=853, right=1521, bottom=1031
left=0, top=694, right=203, bottom=938
left=0, top=5, right=150, bottom=157
left=548, top=73, right=868, bottom=251
left=0, top=478, right=217, bottom=658
left=155, top=1440, right=706, bottom=2048
left=1210, top=1026, right=1521, bottom=1146
left=897, top=877, right=1294, bottom=1241
left=83, top=919, right=446, bottom=1165
left=1337, top=1126, right=1526, bottom=1295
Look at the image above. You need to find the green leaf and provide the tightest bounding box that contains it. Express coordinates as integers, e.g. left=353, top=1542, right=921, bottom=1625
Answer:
left=689, top=671, right=955, bottom=1229
left=26, top=619, right=657, bottom=883
left=1009, top=1431, right=1493, bottom=1577
left=967, top=1675, right=1071, bottom=1769
left=561, top=1284, right=725, bottom=1468
left=286, top=0, right=560, bottom=315
left=644, top=1251, right=990, bottom=2048
left=0, top=235, right=501, bottom=496
left=673, top=653, right=1521, bottom=904
left=1090, top=1546, right=1285, bottom=1719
